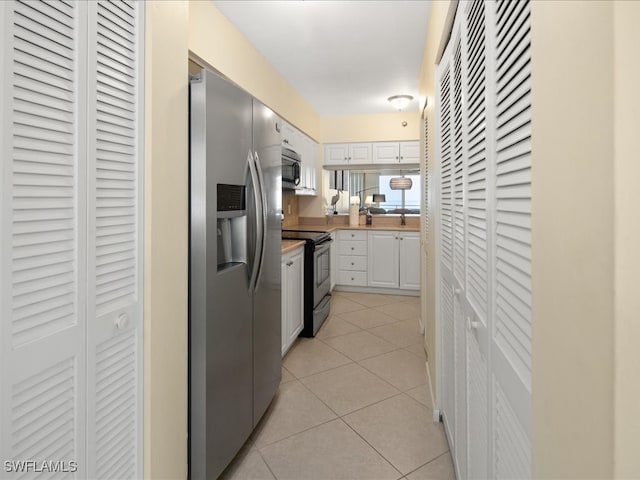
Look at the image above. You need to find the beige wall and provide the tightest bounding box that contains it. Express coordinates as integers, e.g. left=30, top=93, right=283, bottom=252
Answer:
left=144, top=2, right=189, bottom=479
left=531, top=2, right=615, bottom=478
left=613, top=2, right=640, bottom=478
left=188, top=0, right=320, bottom=141
left=320, top=112, right=420, bottom=143
left=417, top=0, right=450, bottom=398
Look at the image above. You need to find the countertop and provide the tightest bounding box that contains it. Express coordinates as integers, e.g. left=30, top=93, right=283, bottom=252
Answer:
left=281, top=239, right=305, bottom=254
left=283, top=224, right=420, bottom=233
left=281, top=224, right=419, bottom=253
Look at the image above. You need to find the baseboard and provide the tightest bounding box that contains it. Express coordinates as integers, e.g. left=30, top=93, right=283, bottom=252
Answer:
left=333, top=285, right=419, bottom=296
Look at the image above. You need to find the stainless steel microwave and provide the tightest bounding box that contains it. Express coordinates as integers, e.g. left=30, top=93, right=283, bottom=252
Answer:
left=282, top=147, right=301, bottom=190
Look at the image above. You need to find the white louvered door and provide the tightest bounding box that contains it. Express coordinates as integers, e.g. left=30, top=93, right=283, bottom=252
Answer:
left=462, top=0, right=490, bottom=478
left=86, top=1, right=143, bottom=478
left=436, top=0, right=532, bottom=478
left=0, top=1, right=143, bottom=478
left=490, top=0, right=532, bottom=477
left=436, top=50, right=456, bottom=449
left=1, top=1, right=88, bottom=476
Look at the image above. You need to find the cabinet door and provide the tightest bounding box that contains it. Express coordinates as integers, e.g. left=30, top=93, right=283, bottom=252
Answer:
left=399, top=141, right=420, bottom=164
left=348, top=143, right=372, bottom=164
left=282, top=122, right=297, bottom=150
left=281, top=258, right=289, bottom=355
left=288, top=249, right=304, bottom=343
left=399, top=233, right=420, bottom=290
left=282, top=248, right=304, bottom=356
left=367, top=231, right=399, bottom=288
left=330, top=233, right=337, bottom=291
left=324, top=144, right=349, bottom=165
left=373, top=142, right=400, bottom=164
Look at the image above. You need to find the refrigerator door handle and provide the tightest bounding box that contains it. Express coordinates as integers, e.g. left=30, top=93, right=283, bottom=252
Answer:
left=247, top=151, right=263, bottom=292
left=253, top=151, right=268, bottom=289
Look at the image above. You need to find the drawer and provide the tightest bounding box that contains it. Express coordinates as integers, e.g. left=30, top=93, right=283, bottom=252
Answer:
left=338, top=270, right=367, bottom=286
left=338, top=255, right=367, bottom=271
left=337, top=230, right=367, bottom=242
left=338, top=240, right=367, bottom=256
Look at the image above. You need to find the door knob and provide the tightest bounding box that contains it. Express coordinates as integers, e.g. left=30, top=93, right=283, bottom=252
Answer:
left=466, top=316, right=479, bottom=331
left=116, top=313, right=130, bottom=330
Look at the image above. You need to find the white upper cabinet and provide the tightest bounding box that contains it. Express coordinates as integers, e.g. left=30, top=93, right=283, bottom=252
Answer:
left=349, top=143, right=372, bottom=164
left=281, top=122, right=298, bottom=151
left=373, top=141, right=420, bottom=164
left=399, top=141, right=420, bottom=164
left=325, top=141, right=418, bottom=166
left=323, top=143, right=371, bottom=166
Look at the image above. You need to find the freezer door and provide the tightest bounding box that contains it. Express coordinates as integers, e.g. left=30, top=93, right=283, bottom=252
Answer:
left=189, top=69, right=254, bottom=480
left=252, top=101, right=283, bottom=425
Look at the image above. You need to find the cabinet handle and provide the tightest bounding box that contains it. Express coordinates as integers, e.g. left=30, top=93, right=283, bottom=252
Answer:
left=395, top=237, right=398, bottom=240
left=351, top=262, right=354, bottom=266
left=348, top=157, right=352, bottom=160
left=400, top=156, right=404, bottom=160
left=351, top=247, right=354, bottom=251
left=351, top=277, right=354, bottom=281
left=400, top=237, right=404, bottom=240
left=395, top=156, right=399, bottom=160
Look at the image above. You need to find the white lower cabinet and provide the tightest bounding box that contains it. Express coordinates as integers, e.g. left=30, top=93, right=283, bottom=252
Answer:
left=330, top=232, right=337, bottom=291
left=368, top=231, right=420, bottom=290
left=332, top=229, right=420, bottom=291
left=367, top=231, right=399, bottom=288
left=282, top=246, right=304, bottom=356
left=399, top=232, right=420, bottom=289
left=336, top=230, right=368, bottom=286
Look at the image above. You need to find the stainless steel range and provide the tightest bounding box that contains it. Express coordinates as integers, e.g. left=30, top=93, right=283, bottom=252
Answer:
left=282, top=230, right=332, bottom=336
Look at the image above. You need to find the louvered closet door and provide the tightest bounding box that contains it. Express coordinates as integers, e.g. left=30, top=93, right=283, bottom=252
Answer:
left=451, top=29, right=468, bottom=480
left=420, top=106, right=429, bottom=335
left=436, top=46, right=456, bottom=448
left=0, top=1, right=88, bottom=477
left=86, top=1, right=143, bottom=478
left=462, top=0, right=490, bottom=478
left=490, top=0, right=532, bottom=477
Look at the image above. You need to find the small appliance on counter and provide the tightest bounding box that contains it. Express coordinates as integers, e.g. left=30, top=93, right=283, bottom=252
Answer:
left=282, top=230, right=332, bottom=336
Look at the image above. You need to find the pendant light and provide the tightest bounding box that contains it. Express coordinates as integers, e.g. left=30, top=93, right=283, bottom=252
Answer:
left=389, top=177, right=413, bottom=190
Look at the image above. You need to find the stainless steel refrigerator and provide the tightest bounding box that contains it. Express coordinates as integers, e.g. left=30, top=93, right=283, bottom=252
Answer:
left=189, top=69, right=282, bottom=479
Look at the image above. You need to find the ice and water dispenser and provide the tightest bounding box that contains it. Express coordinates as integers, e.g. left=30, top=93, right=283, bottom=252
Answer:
left=216, top=183, right=247, bottom=270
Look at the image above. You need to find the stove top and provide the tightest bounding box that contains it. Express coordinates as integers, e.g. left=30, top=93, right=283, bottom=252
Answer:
left=282, top=229, right=331, bottom=244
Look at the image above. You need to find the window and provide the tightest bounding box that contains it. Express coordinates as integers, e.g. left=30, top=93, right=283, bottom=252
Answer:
left=379, top=174, right=421, bottom=212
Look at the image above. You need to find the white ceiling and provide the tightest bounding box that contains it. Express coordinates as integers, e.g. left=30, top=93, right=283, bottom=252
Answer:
left=213, top=1, right=431, bottom=116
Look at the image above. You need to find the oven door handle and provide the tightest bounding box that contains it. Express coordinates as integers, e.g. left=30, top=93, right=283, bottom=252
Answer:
left=314, top=239, right=332, bottom=256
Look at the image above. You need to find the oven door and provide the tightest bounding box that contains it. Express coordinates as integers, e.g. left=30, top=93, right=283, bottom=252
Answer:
left=313, top=240, right=331, bottom=307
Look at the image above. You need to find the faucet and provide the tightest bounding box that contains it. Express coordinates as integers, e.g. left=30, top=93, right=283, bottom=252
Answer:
left=400, top=213, right=406, bottom=226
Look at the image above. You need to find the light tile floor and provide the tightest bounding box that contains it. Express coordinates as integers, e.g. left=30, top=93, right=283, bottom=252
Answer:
left=220, top=291, right=455, bottom=480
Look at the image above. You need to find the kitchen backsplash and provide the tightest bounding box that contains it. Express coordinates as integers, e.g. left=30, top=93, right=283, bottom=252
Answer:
left=282, top=191, right=299, bottom=228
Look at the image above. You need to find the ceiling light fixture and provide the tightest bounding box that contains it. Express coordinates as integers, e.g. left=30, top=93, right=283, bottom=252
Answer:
left=387, top=94, right=414, bottom=111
